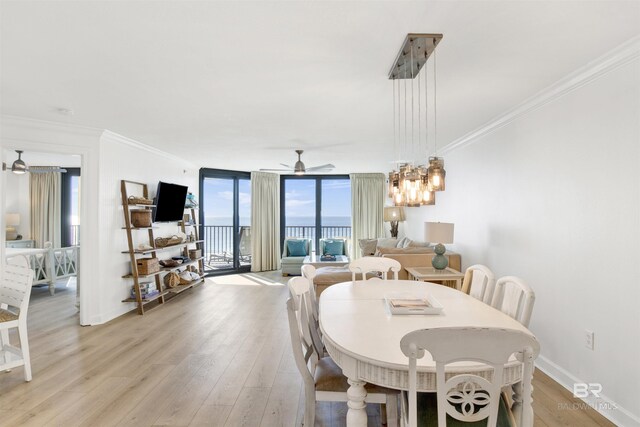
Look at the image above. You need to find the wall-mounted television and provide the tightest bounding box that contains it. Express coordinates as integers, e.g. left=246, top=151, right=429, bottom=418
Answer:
left=153, top=181, right=188, bottom=222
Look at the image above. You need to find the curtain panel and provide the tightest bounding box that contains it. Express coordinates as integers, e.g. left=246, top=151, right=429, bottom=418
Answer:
left=350, top=173, right=385, bottom=258
left=29, top=167, right=62, bottom=248
left=250, top=171, right=281, bottom=272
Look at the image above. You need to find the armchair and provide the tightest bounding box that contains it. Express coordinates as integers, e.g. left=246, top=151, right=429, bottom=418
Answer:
left=281, top=238, right=312, bottom=276
left=318, top=238, right=349, bottom=258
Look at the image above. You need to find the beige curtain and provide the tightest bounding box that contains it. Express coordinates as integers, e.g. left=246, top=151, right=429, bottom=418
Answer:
left=29, top=167, right=62, bottom=248
left=350, top=173, right=385, bottom=258
left=250, top=171, right=280, bottom=272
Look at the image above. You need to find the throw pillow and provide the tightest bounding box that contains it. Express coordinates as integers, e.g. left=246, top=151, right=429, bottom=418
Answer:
left=323, top=240, right=344, bottom=256
left=377, top=238, right=398, bottom=248
left=358, top=239, right=378, bottom=256
left=287, top=240, right=307, bottom=257
left=397, top=237, right=413, bottom=248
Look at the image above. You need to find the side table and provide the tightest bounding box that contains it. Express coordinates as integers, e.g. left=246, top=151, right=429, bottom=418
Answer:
left=405, top=266, right=465, bottom=290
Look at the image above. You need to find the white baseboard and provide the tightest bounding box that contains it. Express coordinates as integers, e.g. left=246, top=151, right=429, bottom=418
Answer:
left=536, top=355, right=640, bottom=427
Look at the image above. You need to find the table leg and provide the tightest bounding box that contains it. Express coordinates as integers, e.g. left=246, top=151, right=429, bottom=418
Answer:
left=346, top=378, right=368, bottom=427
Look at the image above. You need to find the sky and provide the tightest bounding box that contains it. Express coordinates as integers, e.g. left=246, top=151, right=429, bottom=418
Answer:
left=202, top=177, right=351, bottom=223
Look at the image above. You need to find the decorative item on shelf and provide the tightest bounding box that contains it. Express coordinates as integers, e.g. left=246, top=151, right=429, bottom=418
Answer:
left=185, top=192, right=199, bottom=209
left=189, top=232, right=195, bottom=242
left=188, top=249, right=201, bottom=260
left=159, top=259, right=183, bottom=268
left=387, top=34, right=445, bottom=207
left=136, top=257, right=160, bottom=275
left=127, top=195, right=153, bottom=205
left=5, top=213, right=20, bottom=241
left=131, top=283, right=158, bottom=299
left=163, top=271, right=180, bottom=288
left=137, top=243, right=154, bottom=251
left=424, top=221, right=454, bottom=270
left=383, top=206, right=406, bottom=238
left=154, top=234, right=185, bottom=248
left=130, top=209, right=152, bottom=227
left=183, top=213, right=191, bottom=225
left=179, top=270, right=201, bottom=285
left=172, top=255, right=191, bottom=263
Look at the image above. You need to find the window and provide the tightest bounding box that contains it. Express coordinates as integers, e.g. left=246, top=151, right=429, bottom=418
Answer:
left=61, top=168, right=81, bottom=247
left=281, top=175, right=351, bottom=254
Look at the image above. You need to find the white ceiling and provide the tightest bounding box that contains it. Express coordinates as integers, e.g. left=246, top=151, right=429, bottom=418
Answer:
left=1, top=1, right=638, bottom=174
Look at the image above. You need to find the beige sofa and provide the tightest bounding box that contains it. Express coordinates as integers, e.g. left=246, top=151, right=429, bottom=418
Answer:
left=313, top=240, right=461, bottom=296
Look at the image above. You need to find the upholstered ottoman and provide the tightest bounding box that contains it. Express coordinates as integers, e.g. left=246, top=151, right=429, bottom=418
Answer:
left=313, top=266, right=377, bottom=297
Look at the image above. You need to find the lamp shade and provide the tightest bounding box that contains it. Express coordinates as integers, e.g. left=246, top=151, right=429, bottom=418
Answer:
left=424, top=221, right=454, bottom=244
left=5, top=213, right=20, bottom=227
left=384, top=206, right=406, bottom=222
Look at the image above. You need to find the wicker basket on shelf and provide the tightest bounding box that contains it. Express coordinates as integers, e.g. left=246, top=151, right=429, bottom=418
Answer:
left=155, top=235, right=184, bottom=248
left=131, top=210, right=152, bottom=227
left=163, top=271, right=180, bottom=288
left=128, top=195, right=153, bottom=205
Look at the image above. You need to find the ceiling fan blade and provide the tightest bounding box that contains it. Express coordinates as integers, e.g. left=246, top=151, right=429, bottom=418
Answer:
left=306, top=164, right=335, bottom=171
left=280, top=163, right=292, bottom=168
left=259, top=168, right=293, bottom=172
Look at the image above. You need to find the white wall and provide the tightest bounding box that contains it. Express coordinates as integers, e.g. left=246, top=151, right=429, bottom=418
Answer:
left=3, top=162, right=30, bottom=239
left=404, top=52, right=640, bottom=424
left=96, top=131, right=198, bottom=322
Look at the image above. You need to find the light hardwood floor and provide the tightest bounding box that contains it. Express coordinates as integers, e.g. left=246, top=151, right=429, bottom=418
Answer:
left=0, top=272, right=615, bottom=427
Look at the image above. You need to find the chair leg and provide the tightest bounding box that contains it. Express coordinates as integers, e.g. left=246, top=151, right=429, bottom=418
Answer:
left=303, top=386, right=315, bottom=427
left=18, top=323, right=32, bottom=381
left=0, top=328, right=9, bottom=367
left=385, top=395, right=399, bottom=427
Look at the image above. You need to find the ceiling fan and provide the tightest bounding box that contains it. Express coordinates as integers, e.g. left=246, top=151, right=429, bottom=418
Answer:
left=3, top=150, right=68, bottom=174
left=260, top=150, right=335, bottom=175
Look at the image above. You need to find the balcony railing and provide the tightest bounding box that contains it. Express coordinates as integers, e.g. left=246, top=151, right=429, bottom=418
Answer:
left=202, top=224, right=351, bottom=269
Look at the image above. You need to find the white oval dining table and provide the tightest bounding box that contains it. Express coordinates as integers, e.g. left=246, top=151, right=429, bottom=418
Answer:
left=319, top=280, right=538, bottom=427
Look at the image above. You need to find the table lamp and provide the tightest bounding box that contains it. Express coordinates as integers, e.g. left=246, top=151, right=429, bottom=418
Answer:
left=383, top=206, right=406, bottom=238
left=5, top=213, right=20, bottom=241
left=424, top=221, right=454, bottom=270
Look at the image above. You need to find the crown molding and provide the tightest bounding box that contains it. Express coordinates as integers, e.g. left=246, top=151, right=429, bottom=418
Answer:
left=0, top=114, right=104, bottom=137
left=440, top=35, right=640, bottom=156
left=100, top=130, right=197, bottom=169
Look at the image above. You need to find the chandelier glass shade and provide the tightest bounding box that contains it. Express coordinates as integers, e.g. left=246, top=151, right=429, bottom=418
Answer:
left=387, top=34, right=446, bottom=207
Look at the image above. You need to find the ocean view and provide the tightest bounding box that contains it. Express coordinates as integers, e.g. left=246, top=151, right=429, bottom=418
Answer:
left=204, top=216, right=351, bottom=227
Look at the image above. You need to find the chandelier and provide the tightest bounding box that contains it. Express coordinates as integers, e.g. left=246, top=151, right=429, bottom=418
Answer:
left=387, top=34, right=446, bottom=207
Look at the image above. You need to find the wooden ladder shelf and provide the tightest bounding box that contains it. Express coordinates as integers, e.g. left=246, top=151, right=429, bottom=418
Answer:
left=120, top=180, right=204, bottom=315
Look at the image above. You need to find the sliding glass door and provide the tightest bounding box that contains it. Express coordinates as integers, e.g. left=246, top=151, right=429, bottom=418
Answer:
left=200, top=169, right=251, bottom=275
left=61, top=168, right=81, bottom=247
left=281, top=175, right=350, bottom=254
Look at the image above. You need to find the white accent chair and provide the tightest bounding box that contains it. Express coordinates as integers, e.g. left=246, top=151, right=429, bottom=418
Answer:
left=461, top=264, right=496, bottom=304
left=349, top=256, right=401, bottom=281
left=491, top=276, right=536, bottom=327
left=281, top=238, right=312, bottom=276
left=318, top=237, right=349, bottom=258
left=1, top=263, right=35, bottom=382
left=286, top=277, right=399, bottom=427
left=400, top=327, right=540, bottom=427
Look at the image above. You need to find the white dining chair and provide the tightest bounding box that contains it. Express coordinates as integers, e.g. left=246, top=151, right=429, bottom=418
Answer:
left=286, top=278, right=399, bottom=427
left=1, top=263, right=35, bottom=382
left=349, top=256, right=401, bottom=281
left=491, top=276, right=536, bottom=327
left=300, top=264, right=319, bottom=320
left=461, top=264, right=495, bottom=304
left=288, top=276, right=325, bottom=359
left=400, top=327, right=539, bottom=427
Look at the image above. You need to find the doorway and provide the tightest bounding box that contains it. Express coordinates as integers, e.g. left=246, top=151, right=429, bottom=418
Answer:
left=199, top=168, right=251, bottom=275
left=2, top=149, right=82, bottom=322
